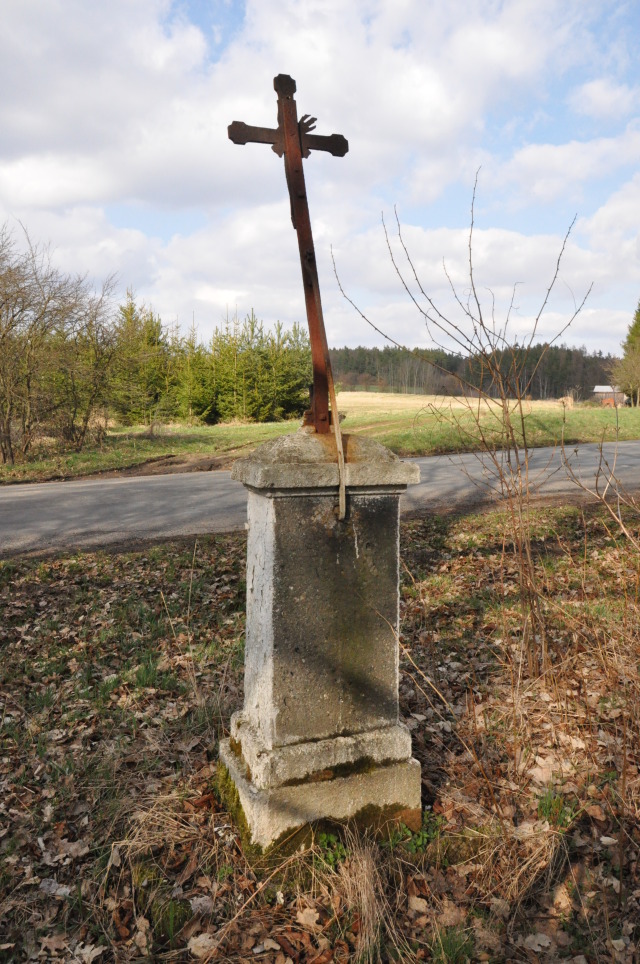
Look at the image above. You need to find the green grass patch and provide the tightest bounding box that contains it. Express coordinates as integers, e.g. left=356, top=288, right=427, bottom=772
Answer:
left=0, top=419, right=300, bottom=484
left=430, top=926, right=474, bottom=963
left=344, top=400, right=640, bottom=456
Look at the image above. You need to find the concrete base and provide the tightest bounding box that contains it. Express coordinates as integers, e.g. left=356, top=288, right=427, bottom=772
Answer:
left=219, top=737, right=422, bottom=850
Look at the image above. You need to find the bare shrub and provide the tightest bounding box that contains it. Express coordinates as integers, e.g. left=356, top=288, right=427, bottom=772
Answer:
left=0, top=222, right=117, bottom=463
left=334, top=175, right=590, bottom=677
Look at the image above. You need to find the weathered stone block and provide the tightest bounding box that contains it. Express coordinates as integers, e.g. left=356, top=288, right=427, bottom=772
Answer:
left=222, top=431, right=421, bottom=848
left=243, top=488, right=402, bottom=748
left=218, top=743, right=422, bottom=850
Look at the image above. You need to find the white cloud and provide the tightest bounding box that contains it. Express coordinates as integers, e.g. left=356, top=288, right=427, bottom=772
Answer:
left=490, top=124, right=640, bottom=203
left=569, top=78, right=640, bottom=120
left=0, top=0, right=637, bottom=357
left=579, top=171, right=640, bottom=246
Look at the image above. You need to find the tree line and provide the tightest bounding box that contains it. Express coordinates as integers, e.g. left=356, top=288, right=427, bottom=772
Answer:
left=0, top=225, right=312, bottom=464
left=330, top=342, right=620, bottom=401
left=112, top=299, right=312, bottom=428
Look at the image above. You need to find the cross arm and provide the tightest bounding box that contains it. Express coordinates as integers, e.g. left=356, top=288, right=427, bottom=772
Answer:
left=302, top=131, right=348, bottom=157
left=228, top=119, right=348, bottom=159
left=297, top=114, right=348, bottom=157
left=228, top=121, right=284, bottom=155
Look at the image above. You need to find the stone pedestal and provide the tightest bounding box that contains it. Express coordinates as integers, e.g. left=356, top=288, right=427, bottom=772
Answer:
left=219, top=430, right=421, bottom=849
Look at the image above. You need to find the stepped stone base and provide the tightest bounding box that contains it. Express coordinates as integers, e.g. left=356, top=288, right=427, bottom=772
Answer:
left=219, top=737, right=421, bottom=850
left=230, top=714, right=414, bottom=789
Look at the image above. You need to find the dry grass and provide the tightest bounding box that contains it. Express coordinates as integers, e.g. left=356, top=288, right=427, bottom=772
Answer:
left=337, top=391, right=468, bottom=414
left=336, top=390, right=568, bottom=415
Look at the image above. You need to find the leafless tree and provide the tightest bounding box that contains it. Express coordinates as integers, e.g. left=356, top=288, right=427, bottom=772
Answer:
left=0, top=223, right=118, bottom=463
left=333, top=176, right=591, bottom=675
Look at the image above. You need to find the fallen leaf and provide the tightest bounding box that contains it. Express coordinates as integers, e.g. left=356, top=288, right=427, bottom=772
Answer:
left=74, top=943, right=106, bottom=962
left=586, top=804, right=607, bottom=822
left=528, top=764, right=554, bottom=785
left=39, top=934, right=68, bottom=954
left=177, top=852, right=199, bottom=886
left=188, top=932, right=218, bottom=957
left=39, top=878, right=71, bottom=898
left=408, top=895, right=428, bottom=914
left=190, top=895, right=215, bottom=915
left=440, top=899, right=466, bottom=927
left=252, top=939, right=282, bottom=955
left=524, top=933, right=552, bottom=952
left=59, top=838, right=90, bottom=859
left=489, top=898, right=510, bottom=919
left=133, top=917, right=152, bottom=954
left=296, top=906, right=320, bottom=930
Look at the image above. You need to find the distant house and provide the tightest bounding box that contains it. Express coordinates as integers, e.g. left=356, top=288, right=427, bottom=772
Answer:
left=592, top=385, right=626, bottom=407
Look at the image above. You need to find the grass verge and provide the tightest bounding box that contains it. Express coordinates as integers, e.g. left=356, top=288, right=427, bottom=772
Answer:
left=0, top=421, right=298, bottom=484
left=1, top=502, right=639, bottom=960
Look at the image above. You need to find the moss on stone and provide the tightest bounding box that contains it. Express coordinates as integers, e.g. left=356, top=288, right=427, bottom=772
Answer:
left=282, top=755, right=380, bottom=787
left=228, top=736, right=252, bottom=781
left=213, top=760, right=262, bottom=862
left=348, top=801, right=422, bottom=835
left=258, top=804, right=421, bottom=865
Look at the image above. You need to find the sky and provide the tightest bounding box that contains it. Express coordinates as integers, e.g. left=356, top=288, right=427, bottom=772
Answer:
left=1, top=0, right=639, bottom=357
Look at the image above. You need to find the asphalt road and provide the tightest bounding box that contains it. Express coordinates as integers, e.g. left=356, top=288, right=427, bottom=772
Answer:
left=1, top=440, right=639, bottom=557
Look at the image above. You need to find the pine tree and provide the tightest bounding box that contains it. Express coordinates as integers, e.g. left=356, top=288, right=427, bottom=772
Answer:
left=614, top=299, right=640, bottom=406
left=111, top=291, right=170, bottom=424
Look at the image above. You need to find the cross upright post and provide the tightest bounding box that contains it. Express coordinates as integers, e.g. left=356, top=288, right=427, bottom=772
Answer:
left=228, top=74, right=347, bottom=437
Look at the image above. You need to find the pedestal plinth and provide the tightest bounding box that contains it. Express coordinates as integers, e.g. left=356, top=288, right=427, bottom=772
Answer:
left=219, top=430, right=421, bottom=849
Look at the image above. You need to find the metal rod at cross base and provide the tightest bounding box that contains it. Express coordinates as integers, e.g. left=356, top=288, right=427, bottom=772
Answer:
left=228, top=76, right=348, bottom=512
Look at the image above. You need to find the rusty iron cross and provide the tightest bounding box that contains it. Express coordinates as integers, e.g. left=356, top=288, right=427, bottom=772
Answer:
left=228, top=74, right=348, bottom=437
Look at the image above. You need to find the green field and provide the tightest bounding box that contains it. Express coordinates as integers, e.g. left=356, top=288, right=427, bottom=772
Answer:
left=2, top=392, right=640, bottom=484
